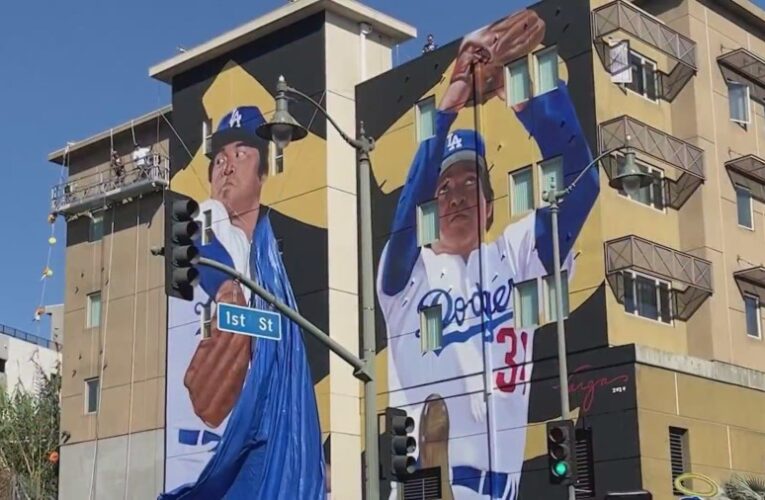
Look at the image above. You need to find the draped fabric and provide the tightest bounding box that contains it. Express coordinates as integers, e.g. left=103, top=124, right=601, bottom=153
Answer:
left=161, top=210, right=325, bottom=500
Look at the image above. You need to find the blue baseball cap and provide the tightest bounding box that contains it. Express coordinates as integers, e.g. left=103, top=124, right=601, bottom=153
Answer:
left=210, top=106, right=267, bottom=155
left=441, top=129, right=488, bottom=174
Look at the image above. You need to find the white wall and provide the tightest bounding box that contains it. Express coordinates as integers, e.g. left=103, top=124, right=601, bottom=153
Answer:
left=0, top=333, right=61, bottom=393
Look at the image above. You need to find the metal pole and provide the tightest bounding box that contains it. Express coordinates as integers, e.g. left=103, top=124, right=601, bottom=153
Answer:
left=549, top=192, right=575, bottom=500
left=197, top=257, right=371, bottom=381
left=358, top=148, right=380, bottom=500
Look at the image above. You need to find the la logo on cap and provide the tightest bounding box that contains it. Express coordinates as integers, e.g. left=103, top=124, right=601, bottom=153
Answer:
left=229, top=108, right=243, bottom=128
left=447, top=133, right=463, bottom=152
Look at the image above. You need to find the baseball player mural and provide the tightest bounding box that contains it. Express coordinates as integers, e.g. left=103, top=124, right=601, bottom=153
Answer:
left=378, top=10, right=598, bottom=500
left=163, top=106, right=324, bottom=499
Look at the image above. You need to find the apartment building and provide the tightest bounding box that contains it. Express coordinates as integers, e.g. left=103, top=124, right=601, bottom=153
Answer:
left=0, top=318, right=61, bottom=394
left=356, top=0, right=765, bottom=498
left=48, top=0, right=765, bottom=499
left=48, top=107, right=171, bottom=499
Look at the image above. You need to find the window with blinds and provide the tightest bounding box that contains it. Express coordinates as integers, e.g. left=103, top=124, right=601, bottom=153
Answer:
left=515, top=279, right=539, bottom=328
left=401, top=467, right=441, bottom=500
left=510, top=167, right=533, bottom=216
left=575, top=428, right=595, bottom=499
left=669, top=427, right=689, bottom=495
left=202, top=209, right=214, bottom=245
left=417, top=200, right=440, bottom=247
left=416, top=96, right=437, bottom=142
left=420, top=306, right=443, bottom=353
left=506, top=58, right=530, bottom=105
left=536, top=47, right=559, bottom=95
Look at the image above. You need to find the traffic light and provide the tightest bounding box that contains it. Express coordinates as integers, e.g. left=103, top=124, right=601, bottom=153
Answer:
left=164, top=191, right=201, bottom=301
left=381, top=407, right=416, bottom=482
left=546, top=419, right=577, bottom=486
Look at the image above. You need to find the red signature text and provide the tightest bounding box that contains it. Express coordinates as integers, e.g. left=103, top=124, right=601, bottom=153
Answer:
left=554, top=364, right=629, bottom=412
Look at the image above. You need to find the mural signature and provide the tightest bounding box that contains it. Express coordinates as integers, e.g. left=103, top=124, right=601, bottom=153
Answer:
left=553, top=364, right=630, bottom=412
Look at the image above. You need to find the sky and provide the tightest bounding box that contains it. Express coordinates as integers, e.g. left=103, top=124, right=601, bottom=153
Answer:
left=1, top=0, right=764, bottom=338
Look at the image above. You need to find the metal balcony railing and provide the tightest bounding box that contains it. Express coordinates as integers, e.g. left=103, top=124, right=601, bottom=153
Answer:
left=51, top=153, right=169, bottom=216
left=0, top=323, right=61, bottom=351
left=592, top=0, right=697, bottom=70
left=718, top=48, right=765, bottom=103
left=600, top=115, right=705, bottom=179
left=605, top=235, right=713, bottom=320
left=606, top=235, right=712, bottom=291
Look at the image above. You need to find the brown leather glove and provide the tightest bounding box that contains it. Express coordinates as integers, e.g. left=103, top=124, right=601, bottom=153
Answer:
left=184, top=279, right=253, bottom=428
left=451, top=9, right=546, bottom=105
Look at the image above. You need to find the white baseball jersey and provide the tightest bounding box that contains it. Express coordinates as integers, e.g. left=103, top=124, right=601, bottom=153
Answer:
left=379, top=212, right=573, bottom=499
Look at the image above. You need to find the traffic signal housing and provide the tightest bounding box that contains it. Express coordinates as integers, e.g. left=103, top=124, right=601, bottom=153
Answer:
left=546, top=419, right=577, bottom=486
left=164, top=191, right=201, bottom=301
left=380, top=407, right=416, bottom=482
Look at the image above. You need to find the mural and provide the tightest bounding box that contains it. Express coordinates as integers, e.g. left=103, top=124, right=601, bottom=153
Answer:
left=163, top=13, right=330, bottom=500
left=361, top=4, right=639, bottom=499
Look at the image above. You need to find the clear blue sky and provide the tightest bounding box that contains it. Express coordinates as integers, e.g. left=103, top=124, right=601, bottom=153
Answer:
left=1, top=0, right=763, bottom=338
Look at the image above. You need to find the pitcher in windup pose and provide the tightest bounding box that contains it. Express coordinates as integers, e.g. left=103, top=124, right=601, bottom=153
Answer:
left=377, top=9, right=599, bottom=499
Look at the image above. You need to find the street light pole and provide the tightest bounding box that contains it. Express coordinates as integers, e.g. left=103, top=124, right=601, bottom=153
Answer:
left=257, top=76, right=380, bottom=500
left=543, top=141, right=650, bottom=500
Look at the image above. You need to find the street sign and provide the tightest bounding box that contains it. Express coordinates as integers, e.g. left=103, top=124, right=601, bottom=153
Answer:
left=217, top=303, right=282, bottom=341
left=680, top=497, right=702, bottom=500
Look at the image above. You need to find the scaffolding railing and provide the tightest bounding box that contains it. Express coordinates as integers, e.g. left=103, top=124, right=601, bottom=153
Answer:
left=51, top=153, right=169, bottom=215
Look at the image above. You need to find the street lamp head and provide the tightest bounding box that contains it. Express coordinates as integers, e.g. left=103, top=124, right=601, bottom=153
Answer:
left=608, top=146, right=653, bottom=198
left=256, top=81, right=308, bottom=149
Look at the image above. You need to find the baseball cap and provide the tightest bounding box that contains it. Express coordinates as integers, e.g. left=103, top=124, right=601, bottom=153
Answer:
left=440, top=129, right=488, bottom=174
left=210, top=106, right=267, bottom=155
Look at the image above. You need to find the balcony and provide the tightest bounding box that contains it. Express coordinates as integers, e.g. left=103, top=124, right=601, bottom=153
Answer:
left=718, top=48, right=765, bottom=104
left=726, top=155, right=765, bottom=203
left=734, top=267, right=765, bottom=303
left=605, top=235, right=712, bottom=320
left=592, top=0, right=697, bottom=101
left=0, top=323, right=61, bottom=351
left=51, top=153, right=169, bottom=217
left=599, top=115, right=705, bottom=208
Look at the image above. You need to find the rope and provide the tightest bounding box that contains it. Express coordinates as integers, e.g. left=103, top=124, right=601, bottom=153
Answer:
left=87, top=209, right=117, bottom=499
left=122, top=198, right=141, bottom=499
left=35, top=144, right=70, bottom=335
left=130, top=120, right=137, bottom=146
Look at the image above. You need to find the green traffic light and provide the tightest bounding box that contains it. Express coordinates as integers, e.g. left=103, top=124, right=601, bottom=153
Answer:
left=552, top=461, right=569, bottom=477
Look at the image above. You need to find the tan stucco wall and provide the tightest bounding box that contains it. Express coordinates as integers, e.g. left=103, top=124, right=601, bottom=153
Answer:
left=60, top=125, right=169, bottom=445
left=637, top=363, right=765, bottom=499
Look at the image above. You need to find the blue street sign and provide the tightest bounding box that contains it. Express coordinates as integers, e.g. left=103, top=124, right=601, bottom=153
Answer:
left=680, top=497, right=703, bottom=500
left=217, top=303, right=282, bottom=341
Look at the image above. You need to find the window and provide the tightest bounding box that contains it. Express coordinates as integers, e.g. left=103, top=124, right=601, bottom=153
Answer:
left=401, top=467, right=442, bottom=500
left=617, top=158, right=665, bottom=210
left=539, top=157, right=563, bottom=205
left=669, top=427, right=690, bottom=495
left=510, top=167, right=534, bottom=215
left=736, top=185, right=753, bottom=229
left=87, top=292, right=102, bottom=328
left=625, top=51, right=658, bottom=100
left=536, top=47, right=558, bottom=95
left=89, top=214, right=104, bottom=242
left=201, top=209, right=214, bottom=245
left=745, top=294, right=761, bottom=338
left=545, top=272, right=569, bottom=322
left=623, top=272, right=672, bottom=324
left=85, top=377, right=99, bottom=414
left=0, top=358, right=5, bottom=374
left=515, top=279, right=539, bottom=328
left=201, top=303, right=212, bottom=340
left=420, top=305, right=443, bottom=353
left=416, top=96, right=436, bottom=142
left=417, top=200, right=439, bottom=247
left=575, top=428, right=595, bottom=499
left=271, top=144, right=285, bottom=175
left=506, top=58, right=530, bottom=105
left=203, top=118, right=213, bottom=156
left=728, top=82, right=750, bottom=124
